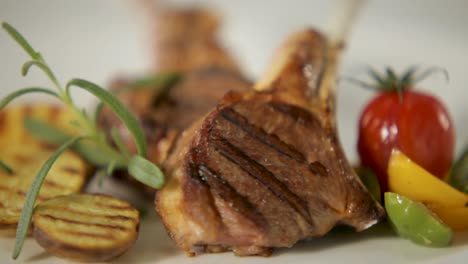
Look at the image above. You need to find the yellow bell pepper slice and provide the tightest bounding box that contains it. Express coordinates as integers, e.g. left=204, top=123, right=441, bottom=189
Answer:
left=427, top=205, right=468, bottom=231
left=388, top=149, right=468, bottom=207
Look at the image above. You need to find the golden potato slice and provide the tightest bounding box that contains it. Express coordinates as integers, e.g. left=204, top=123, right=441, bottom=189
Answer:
left=33, top=194, right=140, bottom=262
left=0, top=103, right=80, bottom=144
left=0, top=104, right=90, bottom=233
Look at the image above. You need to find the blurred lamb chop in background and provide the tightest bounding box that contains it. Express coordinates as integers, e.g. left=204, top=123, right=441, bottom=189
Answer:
left=99, top=6, right=251, bottom=195
left=156, top=28, right=385, bottom=256
left=154, top=7, right=241, bottom=73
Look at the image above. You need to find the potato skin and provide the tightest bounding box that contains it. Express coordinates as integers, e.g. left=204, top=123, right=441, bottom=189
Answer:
left=33, top=226, right=138, bottom=262
left=32, top=194, right=140, bottom=262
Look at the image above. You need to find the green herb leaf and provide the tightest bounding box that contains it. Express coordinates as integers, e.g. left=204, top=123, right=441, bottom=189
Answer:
left=448, top=146, right=468, bottom=194
left=69, top=119, right=82, bottom=129
left=96, top=170, right=107, bottom=187
left=0, top=160, right=13, bottom=175
left=66, top=79, right=147, bottom=156
left=80, top=108, right=89, bottom=119
left=114, top=72, right=181, bottom=109
left=116, top=72, right=181, bottom=93
left=13, top=136, right=83, bottom=259
left=356, top=167, right=381, bottom=203
left=0, top=87, right=59, bottom=110
left=3, top=23, right=61, bottom=91
left=128, top=155, right=164, bottom=189
left=2, top=22, right=40, bottom=60
left=74, top=141, right=127, bottom=168
left=24, top=117, right=70, bottom=145
left=93, top=102, right=104, bottom=127
left=111, top=127, right=130, bottom=158
left=106, top=160, right=117, bottom=176
left=21, top=60, right=59, bottom=87
left=137, top=207, right=148, bottom=218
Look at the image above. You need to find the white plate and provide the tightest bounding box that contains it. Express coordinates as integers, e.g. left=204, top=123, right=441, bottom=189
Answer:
left=0, top=0, right=467, bottom=263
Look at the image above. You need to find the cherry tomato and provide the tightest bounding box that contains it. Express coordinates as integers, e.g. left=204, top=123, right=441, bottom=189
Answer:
left=358, top=81, right=454, bottom=192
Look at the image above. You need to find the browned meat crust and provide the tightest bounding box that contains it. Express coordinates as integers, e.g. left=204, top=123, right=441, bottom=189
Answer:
left=156, top=29, right=385, bottom=256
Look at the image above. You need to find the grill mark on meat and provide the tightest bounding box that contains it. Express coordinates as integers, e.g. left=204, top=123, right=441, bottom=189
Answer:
left=270, top=102, right=319, bottom=126
left=269, top=104, right=337, bottom=178
left=220, top=107, right=305, bottom=162
left=221, top=106, right=329, bottom=178
left=211, top=137, right=313, bottom=226
left=198, top=165, right=266, bottom=229
left=308, top=161, right=329, bottom=177
left=187, top=161, right=207, bottom=186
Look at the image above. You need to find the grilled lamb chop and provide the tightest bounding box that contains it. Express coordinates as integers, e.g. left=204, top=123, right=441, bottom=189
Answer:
left=156, top=29, right=385, bottom=256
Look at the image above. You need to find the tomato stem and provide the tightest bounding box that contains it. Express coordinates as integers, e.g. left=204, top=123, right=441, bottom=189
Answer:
left=343, top=65, right=450, bottom=98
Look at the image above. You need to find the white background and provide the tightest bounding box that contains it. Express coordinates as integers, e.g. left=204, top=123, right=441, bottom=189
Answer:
left=0, top=0, right=467, bottom=263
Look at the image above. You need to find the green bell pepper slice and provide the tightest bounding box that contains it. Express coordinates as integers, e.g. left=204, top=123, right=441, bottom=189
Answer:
left=384, top=192, right=452, bottom=247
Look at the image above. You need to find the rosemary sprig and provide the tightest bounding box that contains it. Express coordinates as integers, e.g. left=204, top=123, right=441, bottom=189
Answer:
left=1, top=22, right=165, bottom=259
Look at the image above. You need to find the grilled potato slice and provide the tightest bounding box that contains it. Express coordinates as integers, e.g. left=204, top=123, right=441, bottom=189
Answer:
left=33, top=194, right=140, bottom=262
left=0, top=103, right=80, bottom=143
left=0, top=104, right=90, bottom=234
